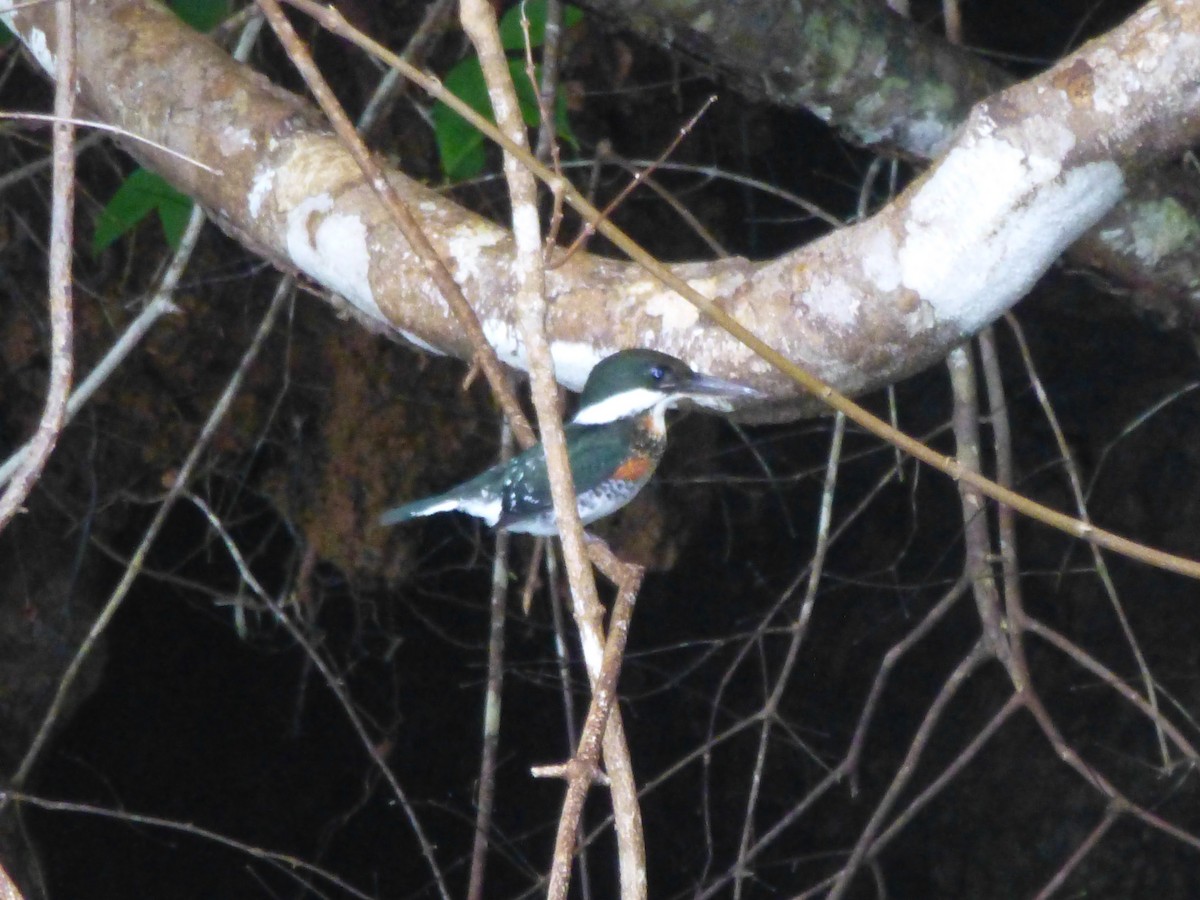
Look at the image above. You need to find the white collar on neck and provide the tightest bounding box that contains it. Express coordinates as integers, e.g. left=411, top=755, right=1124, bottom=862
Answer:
left=572, top=387, right=669, bottom=425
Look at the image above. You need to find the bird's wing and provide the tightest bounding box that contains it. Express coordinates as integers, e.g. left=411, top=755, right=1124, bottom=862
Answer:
left=497, top=422, right=634, bottom=528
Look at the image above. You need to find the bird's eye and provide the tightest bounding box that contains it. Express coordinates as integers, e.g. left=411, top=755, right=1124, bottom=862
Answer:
left=649, top=366, right=665, bottom=381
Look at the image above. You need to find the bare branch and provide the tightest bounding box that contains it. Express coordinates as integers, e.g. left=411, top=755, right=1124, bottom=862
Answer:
left=0, top=0, right=76, bottom=533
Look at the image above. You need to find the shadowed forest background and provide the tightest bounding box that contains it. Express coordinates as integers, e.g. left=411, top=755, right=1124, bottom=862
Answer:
left=2, top=0, right=1200, bottom=897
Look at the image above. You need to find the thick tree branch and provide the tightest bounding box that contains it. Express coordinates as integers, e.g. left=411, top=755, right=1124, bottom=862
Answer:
left=2, top=0, right=1198, bottom=415
left=591, top=0, right=1200, bottom=324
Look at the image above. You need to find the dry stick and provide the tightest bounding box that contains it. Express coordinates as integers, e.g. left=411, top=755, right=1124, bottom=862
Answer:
left=520, top=537, right=545, bottom=614
left=533, top=0, right=564, bottom=161
left=947, top=345, right=1010, bottom=660
left=1021, top=616, right=1198, bottom=759
left=466, top=422, right=513, bottom=900
left=1003, top=313, right=1169, bottom=765
left=542, top=547, right=595, bottom=893
left=515, top=0, right=568, bottom=247
left=976, top=326, right=1020, bottom=628
left=459, top=3, right=647, bottom=897
left=555, top=96, right=717, bottom=265
left=0, top=0, right=75, bottom=533
left=254, top=0, right=536, bottom=450
left=358, top=0, right=456, bottom=139
left=281, top=0, right=1200, bottom=583
left=595, top=142, right=730, bottom=258
left=540, top=561, right=643, bottom=900
left=732, top=413, right=845, bottom=900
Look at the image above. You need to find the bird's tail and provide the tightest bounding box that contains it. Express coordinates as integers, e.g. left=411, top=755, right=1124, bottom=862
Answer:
left=378, top=493, right=459, bottom=527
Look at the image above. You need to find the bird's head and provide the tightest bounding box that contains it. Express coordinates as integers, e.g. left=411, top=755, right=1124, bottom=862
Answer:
left=572, top=349, right=764, bottom=425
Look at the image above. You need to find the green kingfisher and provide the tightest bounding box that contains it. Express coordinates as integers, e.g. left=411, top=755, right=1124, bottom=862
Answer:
left=379, top=349, right=764, bottom=535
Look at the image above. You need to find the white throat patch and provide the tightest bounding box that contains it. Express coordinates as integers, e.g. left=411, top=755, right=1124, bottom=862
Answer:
left=572, top=387, right=667, bottom=425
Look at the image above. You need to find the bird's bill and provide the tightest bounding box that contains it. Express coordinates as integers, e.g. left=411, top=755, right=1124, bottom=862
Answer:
left=679, top=374, right=766, bottom=412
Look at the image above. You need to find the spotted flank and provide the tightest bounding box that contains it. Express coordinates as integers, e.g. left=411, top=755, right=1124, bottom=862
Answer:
left=500, top=470, right=649, bottom=535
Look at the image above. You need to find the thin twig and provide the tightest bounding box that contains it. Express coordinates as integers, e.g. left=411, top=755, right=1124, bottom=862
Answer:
left=3, top=790, right=373, bottom=899
left=0, top=112, right=219, bottom=173
left=732, top=413, right=844, bottom=899
left=183, top=489, right=452, bottom=899
left=1022, top=617, right=1197, bottom=760
left=1004, top=313, right=1168, bottom=764
left=1032, top=807, right=1119, bottom=900
left=6, top=279, right=290, bottom=796
left=0, top=0, right=76, bottom=533
left=827, top=642, right=990, bottom=900
left=690, top=578, right=973, bottom=900
left=0, top=212, right=202, bottom=486
left=358, top=0, right=456, bottom=139
left=555, top=96, right=717, bottom=266
left=947, top=344, right=1010, bottom=660
left=467, top=422, right=514, bottom=900
left=542, top=561, right=643, bottom=900
left=459, top=2, right=646, bottom=895
left=595, top=142, right=729, bottom=258
left=544, top=547, right=593, bottom=893
left=533, top=0, right=564, bottom=161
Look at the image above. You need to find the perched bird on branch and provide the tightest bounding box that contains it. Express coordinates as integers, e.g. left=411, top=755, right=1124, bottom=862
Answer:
left=379, top=349, right=763, bottom=535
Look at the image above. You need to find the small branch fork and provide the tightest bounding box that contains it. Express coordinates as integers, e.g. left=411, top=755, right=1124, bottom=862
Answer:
left=811, top=328, right=1200, bottom=897
left=458, top=3, right=649, bottom=897
left=533, top=551, right=644, bottom=900
left=680, top=322, right=1200, bottom=897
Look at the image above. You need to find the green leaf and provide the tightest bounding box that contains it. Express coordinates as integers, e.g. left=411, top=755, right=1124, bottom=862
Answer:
left=433, top=57, right=578, bottom=181
left=156, top=187, right=194, bottom=250
left=92, top=168, right=193, bottom=255
left=499, top=1, right=583, bottom=52
left=433, top=5, right=584, bottom=181
left=170, top=0, right=229, bottom=32
left=432, top=57, right=493, bottom=182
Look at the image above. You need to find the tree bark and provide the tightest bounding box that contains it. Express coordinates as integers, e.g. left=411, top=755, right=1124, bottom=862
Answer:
left=587, top=0, right=1200, bottom=326
left=2, top=0, right=1198, bottom=416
